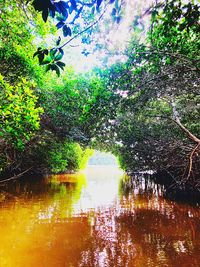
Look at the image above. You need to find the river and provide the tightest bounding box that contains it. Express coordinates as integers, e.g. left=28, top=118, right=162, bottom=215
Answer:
left=0, top=165, right=199, bottom=267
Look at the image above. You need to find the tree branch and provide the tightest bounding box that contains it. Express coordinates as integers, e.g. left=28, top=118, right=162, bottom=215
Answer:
left=171, top=99, right=200, bottom=144
left=0, top=167, right=32, bottom=184
left=185, top=143, right=200, bottom=182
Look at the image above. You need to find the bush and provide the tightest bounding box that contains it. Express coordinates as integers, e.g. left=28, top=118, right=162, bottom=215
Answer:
left=34, top=140, right=93, bottom=173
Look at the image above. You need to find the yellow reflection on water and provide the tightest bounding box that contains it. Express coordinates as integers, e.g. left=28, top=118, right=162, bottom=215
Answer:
left=0, top=166, right=200, bottom=267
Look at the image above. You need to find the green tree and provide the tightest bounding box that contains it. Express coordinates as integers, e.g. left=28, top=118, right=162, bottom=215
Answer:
left=0, top=75, right=43, bottom=172
left=103, top=0, right=200, bottom=189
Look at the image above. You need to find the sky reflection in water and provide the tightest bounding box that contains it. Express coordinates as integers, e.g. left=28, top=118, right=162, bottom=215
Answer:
left=0, top=165, right=200, bottom=267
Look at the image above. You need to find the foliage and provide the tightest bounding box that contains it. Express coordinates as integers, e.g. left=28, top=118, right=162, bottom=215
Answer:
left=150, top=0, right=200, bottom=58
left=31, top=139, right=93, bottom=173
left=33, top=46, right=66, bottom=77
left=102, top=0, right=200, bottom=188
left=39, top=68, right=119, bottom=143
left=46, top=142, right=89, bottom=173
left=30, top=0, right=121, bottom=75
left=0, top=0, right=54, bottom=84
left=0, top=75, right=43, bottom=150
left=0, top=0, right=120, bottom=175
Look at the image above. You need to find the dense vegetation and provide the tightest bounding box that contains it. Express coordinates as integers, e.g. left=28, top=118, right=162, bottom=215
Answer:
left=105, top=0, right=200, bottom=191
left=0, top=0, right=199, bottom=193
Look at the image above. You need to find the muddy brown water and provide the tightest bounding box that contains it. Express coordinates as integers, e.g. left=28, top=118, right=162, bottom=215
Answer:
left=0, top=166, right=199, bottom=267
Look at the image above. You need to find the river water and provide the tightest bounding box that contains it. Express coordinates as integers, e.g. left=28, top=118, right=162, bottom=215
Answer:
left=0, top=166, right=199, bottom=267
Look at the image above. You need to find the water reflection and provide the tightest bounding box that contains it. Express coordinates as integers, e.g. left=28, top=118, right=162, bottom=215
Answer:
left=0, top=166, right=200, bottom=267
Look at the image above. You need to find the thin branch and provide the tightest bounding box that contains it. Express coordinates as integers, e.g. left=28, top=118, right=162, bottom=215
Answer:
left=59, top=6, right=108, bottom=49
left=173, top=118, right=200, bottom=144
left=171, top=99, right=200, bottom=144
left=0, top=167, right=32, bottom=184
left=19, top=0, right=30, bottom=20
left=145, top=109, right=200, bottom=183
left=145, top=112, right=200, bottom=144
left=130, top=49, right=198, bottom=63
left=185, top=143, right=200, bottom=182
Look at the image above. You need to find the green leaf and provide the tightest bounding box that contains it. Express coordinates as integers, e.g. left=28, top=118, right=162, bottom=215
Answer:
left=56, top=61, right=66, bottom=70
left=51, top=64, right=61, bottom=76
left=97, top=0, right=103, bottom=9
left=45, top=64, right=51, bottom=72
left=43, top=49, right=49, bottom=55
left=70, top=0, right=77, bottom=11
left=63, top=25, right=72, bottom=37
left=56, top=37, right=61, bottom=46
left=50, top=48, right=58, bottom=59
left=111, top=8, right=116, bottom=16
left=33, top=51, right=39, bottom=58
left=40, top=57, right=52, bottom=65
left=42, top=9, right=49, bottom=22
left=55, top=52, right=63, bottom=61
left=54, top=54, right=63, bottom=61
left=38, top=53, right=45, bottom=64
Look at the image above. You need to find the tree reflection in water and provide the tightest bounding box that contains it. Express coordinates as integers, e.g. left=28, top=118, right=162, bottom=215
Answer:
left=0, top=168, right=199, bottom=267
